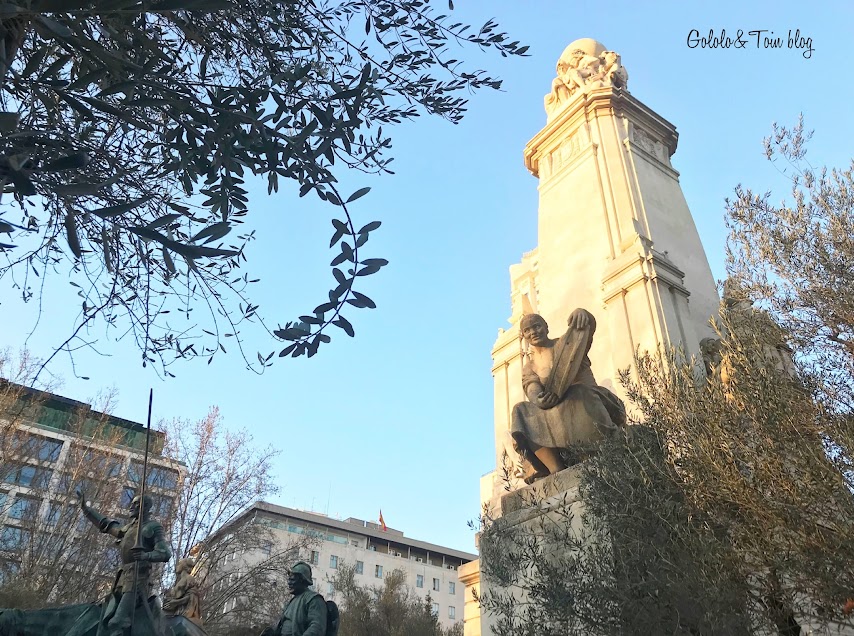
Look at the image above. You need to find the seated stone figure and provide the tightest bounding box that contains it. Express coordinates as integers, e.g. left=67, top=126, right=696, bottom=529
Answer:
left=163, top=557, right=203, bottom=626
left=511, top=308, right=625, bottom=483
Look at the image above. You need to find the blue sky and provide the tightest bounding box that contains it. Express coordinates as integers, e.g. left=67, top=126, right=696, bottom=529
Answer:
left=3, top=0, right=853, bottom=553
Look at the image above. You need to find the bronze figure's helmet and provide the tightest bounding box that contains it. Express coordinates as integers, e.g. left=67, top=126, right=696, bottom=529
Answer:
left=289, top=561, right=313, bottom=586
left=130, top=493, right=154, bottom=512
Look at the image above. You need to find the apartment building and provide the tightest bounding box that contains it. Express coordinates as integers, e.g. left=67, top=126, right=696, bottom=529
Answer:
left=223, top=502, right=476, bottom=630
left=0, top=383, right=184, bottom=584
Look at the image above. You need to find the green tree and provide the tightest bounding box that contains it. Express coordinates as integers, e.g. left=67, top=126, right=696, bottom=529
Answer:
left=0, top=0, right=526, bottom=375
left=330, top=562, right=461, bottom=636
left=726, top=116, right=854, bottom=426
left=160, top=408, right=315, bottom=634
left=479, top=305, right=854, bottom=634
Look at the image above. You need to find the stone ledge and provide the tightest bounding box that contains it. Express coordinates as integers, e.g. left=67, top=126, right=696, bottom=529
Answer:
left=499, top=464, right=583, bottom=517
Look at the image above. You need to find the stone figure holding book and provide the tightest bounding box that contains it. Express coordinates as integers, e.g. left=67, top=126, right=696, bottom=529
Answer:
left=511, top=308, right=626, bottom=483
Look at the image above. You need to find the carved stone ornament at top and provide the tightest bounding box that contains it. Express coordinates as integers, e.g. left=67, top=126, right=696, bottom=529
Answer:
left=544, top=38, right=629, bottom=119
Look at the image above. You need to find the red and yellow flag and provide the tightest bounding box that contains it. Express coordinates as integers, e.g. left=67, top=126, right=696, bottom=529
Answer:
left=379, top=509, right=387, bottom=531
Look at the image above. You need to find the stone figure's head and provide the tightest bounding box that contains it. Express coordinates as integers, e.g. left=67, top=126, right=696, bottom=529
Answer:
left=520, top=314, right=549, bottom=346
left=128, top=493, right=154, bottom=518
left=287, top=561, right=313, bottom=594
left=602, top=50, right=620, bottom=66
left=176, top=557, right=195, bottom=576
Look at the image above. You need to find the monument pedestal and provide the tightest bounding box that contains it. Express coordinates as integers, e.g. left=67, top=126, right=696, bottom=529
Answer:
left=474, top=466, right=589, bottom=636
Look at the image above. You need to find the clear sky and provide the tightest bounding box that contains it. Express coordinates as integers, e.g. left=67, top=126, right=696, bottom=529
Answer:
left=3, top=0, right=853, bottom=553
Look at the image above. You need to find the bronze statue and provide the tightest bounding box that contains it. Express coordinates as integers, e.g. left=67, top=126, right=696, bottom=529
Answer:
left=511, top=308, right=625, bottom=482
left=262, top=561, right=333, bottom=636
left=163, top=557, right=203, bottom=626
left=76, top=488, right=172, bottom=636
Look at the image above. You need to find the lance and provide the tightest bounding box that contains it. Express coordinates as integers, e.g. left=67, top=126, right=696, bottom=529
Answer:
left=130, top=388, right=154, bottom=634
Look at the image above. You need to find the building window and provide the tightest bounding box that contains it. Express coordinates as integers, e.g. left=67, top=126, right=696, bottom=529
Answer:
left=0, top=526, right=31, bottom=550
left=3, top=465, right=52, bottom=489
left=77, top=513, right=92, bottom=531
left=327, top=532, right=348, bottom=545
left=355, top=560, right=364, bottom=575
left=449, top=606, right=456, bottom=619
left=310, top=550, right=319, bottom=565
left=150, top=494, right=172, bottom=519
left=431, top=602, right=439, bottom=616
left=129, top=462, right=179, bottom=490
left=45, top=502, right=64, bottom=526
left=102, top=545, right=120, bottom=568
left=127, top=461, right=143, bottom=485
left=8, top=496, right=39, bottom=521
left=327, top=582, right=334, bottom=596
left=375, top=565, right=383, bottom=579
left=80, top=448, right=122, bottom=478
left=0, top=561, right=20, bottom=586
left=330, top=555, right=338, bottom=569
left=260, top=540, right=273, bottom=557
left=416, top=574, right=424, bottom=588
left=432, top=578, right=440, bottom=592
left=15, top=434, right=63, bottom=462
left=449, top=581, right=456, bottom=595
left=120, top=487, right=137, bottom=508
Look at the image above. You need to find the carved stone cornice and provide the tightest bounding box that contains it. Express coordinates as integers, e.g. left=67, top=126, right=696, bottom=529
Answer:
left=524, top=86, right=680, bottom=180
left=601, top=238, right=690, bottom=304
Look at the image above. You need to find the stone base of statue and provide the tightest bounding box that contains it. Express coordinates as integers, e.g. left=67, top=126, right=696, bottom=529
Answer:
left=495, top=463, right=584, bottom=518
left=464, top=461, right=854, bottom=636
left=462, top=465, right=594, bottom=636
left=0, top=595, right=209, bottom=636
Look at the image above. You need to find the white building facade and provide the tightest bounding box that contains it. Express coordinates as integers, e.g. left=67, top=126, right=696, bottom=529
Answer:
left=234, top=502, right=475, bottom=630
left=0, top=384, right=184, bottom=587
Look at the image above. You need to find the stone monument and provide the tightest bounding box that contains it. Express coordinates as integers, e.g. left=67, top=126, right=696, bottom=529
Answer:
left=459, top=38, right=720, bottom=636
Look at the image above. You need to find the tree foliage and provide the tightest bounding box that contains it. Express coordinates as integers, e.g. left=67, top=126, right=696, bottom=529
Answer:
left=726, top=116, right=854, bottom=414
left=480, top=306, right=854, bottom=634
left=330, top=562, right=462, bottom=636
left=0, top=0, right=527, bottom=375
left=160, top=407, right=314, bottom=634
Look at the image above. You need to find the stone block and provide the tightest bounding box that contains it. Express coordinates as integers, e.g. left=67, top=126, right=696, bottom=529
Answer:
left=498, top=464, right=582, bottom=517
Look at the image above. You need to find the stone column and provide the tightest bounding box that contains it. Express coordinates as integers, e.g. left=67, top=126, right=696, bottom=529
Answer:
left=458, top=560, right=482, bottom=636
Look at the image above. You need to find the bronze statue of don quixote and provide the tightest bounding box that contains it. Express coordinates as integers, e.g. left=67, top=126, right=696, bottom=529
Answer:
left=0, top=391, right=206, bottom=636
